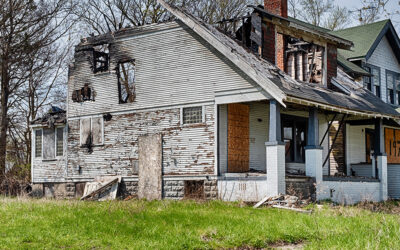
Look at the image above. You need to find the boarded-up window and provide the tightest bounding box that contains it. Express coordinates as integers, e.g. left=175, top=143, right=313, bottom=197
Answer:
left=35, top=130, right=42, bottom=158
left=118, top=61, right=136, bottom=103
left=183, top=107, right=203, bottom=124
left=385, top=128, right=400, bottom=164
left=80, top=118, right=91, bottom=145
left=80, top=117, right=103, bottom=146
left=43, top=128, right=55, bottom=160
left=56, top=127, right=64, bottom=157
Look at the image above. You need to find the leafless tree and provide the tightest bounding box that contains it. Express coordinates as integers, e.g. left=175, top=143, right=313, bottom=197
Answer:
left=288, top=0, right=352, bottom=30
left=0, top=0, right=74, bottom=180
left=356, top=0, right=389, bottom=24
left=74, top=0, right=260, bottom=36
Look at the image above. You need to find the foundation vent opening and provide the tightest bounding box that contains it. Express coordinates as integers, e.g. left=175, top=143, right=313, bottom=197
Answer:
left=184, top=180, right=205, bottom=200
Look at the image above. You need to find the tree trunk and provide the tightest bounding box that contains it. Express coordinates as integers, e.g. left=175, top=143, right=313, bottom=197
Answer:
left=0, top=56, right=10, bottom=179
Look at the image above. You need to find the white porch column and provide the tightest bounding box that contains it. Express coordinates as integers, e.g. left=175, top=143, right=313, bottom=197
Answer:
left=305, top=108, right=323, bottom=199
left=377, top=155, right=388, bottom=201
left=375, top=118, right=388, bottom=201
left=266, top=100, right=286, bottom=196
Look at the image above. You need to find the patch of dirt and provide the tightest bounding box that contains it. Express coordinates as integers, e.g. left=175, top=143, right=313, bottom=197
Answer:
left=356, top=200, right=400, bottom=214
left=230, top=241, right=305, bottom=250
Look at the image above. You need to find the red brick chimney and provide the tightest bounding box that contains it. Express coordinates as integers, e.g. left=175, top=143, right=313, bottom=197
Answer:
left=264, top=0, right=288, bottom=18
left=263, top=0, right=287, bottom=71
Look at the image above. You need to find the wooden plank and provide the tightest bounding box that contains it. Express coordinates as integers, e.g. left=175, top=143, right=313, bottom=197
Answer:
left=138, top=134, right=162, bottom=200
left=92, top=117, right=103, bottom=145
left=385, top=128, right=400, bottom=164
left=250, top=31, right=261, bottom=46
left=251, top=13, right=261, bottom=31
left=228, top=103, right=249, bottom=173
left=80, top=118, right=91, bottom=145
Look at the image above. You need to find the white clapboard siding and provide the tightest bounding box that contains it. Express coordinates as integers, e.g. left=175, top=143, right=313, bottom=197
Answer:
left=367, top=36, right=400, bottom=103
left=68, top=21, right=261, bottom=118
left=388, top=165, right=400, bottom=199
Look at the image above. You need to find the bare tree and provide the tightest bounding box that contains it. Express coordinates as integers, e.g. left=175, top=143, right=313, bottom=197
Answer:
left=288, top=0, right=352, bottom=31
left=0, top=0, right=74, bottom=179
left=324, top=6, right=352, bottom=30
left=356, top=0, right=389, bottom=24
left=74, top=0, right=260, bottom=36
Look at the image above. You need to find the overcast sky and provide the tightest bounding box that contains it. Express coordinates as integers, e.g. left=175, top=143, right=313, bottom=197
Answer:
left=334, top=0, right=400, bottom=31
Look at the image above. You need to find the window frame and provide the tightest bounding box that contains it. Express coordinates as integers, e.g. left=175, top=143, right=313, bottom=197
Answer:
left=117, top=60, right=136, bottom=104
left=55, top=126, right=65, bottom=157
left=34, top=128, right=43, bottom=159
left=80, top=116, right=104, bottom=147
left=33, top=126, right=65, bottom=160
left=365, top=64, right=381, bottom=98
left=180, top=106, right=205, bottom=126
left=386, top=69, right=400, bottom=106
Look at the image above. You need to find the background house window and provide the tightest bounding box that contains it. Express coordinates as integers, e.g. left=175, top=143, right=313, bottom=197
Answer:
left=183, top=107, right=203, bottom=124
left=35, top=130, right=42, bottom=158
left=372, top=67, right=381, bottom=98
left=397, top=75, right=400, bottom=105
left=80, top=117, right=104, bottom=146
left=56, top=127, right=64, bottom=157
left=387, top=72, right=395, bottom=104
left=364, top=66, right=372, bottom=91
left=118, top=60, right=136, bottom=103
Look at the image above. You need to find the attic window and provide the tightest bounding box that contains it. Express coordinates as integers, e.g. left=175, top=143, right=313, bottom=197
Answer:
left=93, top=44, right=109, bottom=73
left=117, top=60, right=136, bottom=103
left=72, top=83, right=95, bottom=102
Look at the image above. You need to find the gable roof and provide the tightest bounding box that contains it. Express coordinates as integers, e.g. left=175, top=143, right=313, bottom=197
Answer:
left=157, top=0, right=399, bottom=119
left=332, top=20, right=400, bottom=62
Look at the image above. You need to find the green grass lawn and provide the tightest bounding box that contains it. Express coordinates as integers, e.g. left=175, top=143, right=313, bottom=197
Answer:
left=1, top=198, right=400, bottom=249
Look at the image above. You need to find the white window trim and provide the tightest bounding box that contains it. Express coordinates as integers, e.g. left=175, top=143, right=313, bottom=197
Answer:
left=55, top=126, right=65, bottom=158
left=33, top=128, right=43, bottom=159
left=180, top=106, right=205, bottom=126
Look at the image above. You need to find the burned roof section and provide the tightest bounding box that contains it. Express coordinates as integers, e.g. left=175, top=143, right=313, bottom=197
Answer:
left=32, top=106, right=66, bottom=127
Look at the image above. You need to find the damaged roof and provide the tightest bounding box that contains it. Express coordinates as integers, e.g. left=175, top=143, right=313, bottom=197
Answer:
left=157, top=0, right=399, bottom=119
left=32, top=106, right=66, bottom=127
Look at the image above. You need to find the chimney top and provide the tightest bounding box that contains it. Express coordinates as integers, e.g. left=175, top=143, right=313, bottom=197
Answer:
left=264, top=0, right=288, bottom=18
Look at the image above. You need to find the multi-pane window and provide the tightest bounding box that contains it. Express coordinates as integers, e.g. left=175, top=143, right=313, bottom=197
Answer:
left=34, top=127, right=64, bottom=159
left=387, top=72, right=395, bottom=104
left=364, top=66, right=372, bottom=91
left=56, top=127, right=64, bottom=157
left=35, top=130, right=42, bottom=158
left=183, top=107, right=203, bottom=124
left=372, top=67, right=381, bottom=98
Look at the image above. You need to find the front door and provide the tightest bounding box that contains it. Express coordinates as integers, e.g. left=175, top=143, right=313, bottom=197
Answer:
left=227, top=103, right=249, bottom=173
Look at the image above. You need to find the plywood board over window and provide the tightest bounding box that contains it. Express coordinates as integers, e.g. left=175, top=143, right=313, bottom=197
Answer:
left=385, top=128, right=400, bottom=164
left=227, top=103, right=249, bottom=173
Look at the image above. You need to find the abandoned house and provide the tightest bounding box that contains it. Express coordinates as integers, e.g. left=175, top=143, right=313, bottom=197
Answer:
left=30, top=0, right=400, bottom=204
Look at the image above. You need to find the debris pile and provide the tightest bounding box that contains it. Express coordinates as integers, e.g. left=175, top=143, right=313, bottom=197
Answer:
left=254, top=194, right=312, bottom=213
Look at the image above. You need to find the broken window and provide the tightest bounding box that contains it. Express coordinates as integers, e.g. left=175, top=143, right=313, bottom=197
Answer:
left=80, top=117, right=104, bottom=149
left=117, top=60, right=136, bottom=103
left=93, top=44, right=109, bottom=73
left=184, top=180, right=205, bottom=199
left=183, top=107, right=203, bottom=124
left=56, top=127, right=64, bottom=157
left=35, top=130, right=42, bottom=158
left=72, top=83, right=95, bottom=103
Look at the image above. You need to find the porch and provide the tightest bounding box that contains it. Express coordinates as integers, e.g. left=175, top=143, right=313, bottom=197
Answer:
left=216, top=99, right=389, bottom=204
